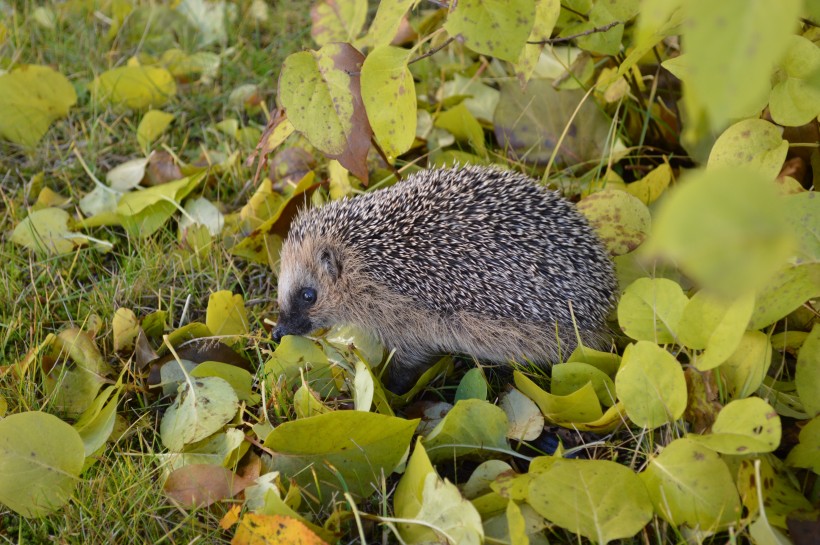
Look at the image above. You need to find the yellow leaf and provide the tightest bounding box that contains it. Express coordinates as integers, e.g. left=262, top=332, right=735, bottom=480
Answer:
left=93, top=65, right=177, bottom=110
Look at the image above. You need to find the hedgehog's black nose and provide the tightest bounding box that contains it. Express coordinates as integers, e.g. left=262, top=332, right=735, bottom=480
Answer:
left=272, top=324, right=286, bottom=343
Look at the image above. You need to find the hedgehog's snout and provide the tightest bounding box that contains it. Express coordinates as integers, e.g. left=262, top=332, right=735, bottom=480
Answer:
left=272, top=324, right=286, bottom=343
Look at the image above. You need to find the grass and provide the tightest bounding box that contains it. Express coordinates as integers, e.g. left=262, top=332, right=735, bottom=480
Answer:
left=0, top=1, right=310, bottom=542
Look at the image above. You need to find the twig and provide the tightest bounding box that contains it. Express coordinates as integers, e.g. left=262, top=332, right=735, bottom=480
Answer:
left=408, top=36, right=455, bottom=64
left=527, top=20, right=621, bottom=45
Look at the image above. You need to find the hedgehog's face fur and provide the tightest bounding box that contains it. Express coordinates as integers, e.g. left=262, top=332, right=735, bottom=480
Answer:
left=273, top=234, right=347, bottom=342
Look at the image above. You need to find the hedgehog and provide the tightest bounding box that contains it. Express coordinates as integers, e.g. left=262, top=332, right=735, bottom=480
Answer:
left=272, top=165, right=617, bottom=392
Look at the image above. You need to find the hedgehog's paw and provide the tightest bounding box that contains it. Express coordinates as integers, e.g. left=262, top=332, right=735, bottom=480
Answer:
left=382, top=348, right=433, bottom=395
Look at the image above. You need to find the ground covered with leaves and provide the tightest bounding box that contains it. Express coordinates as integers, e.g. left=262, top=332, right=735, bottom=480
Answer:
left=0, top=1, right=819, bottom=544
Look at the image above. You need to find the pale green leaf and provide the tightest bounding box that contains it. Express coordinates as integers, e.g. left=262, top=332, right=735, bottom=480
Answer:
left=769, top=35, right=820, bottom=126
left=796, top=324, right=820, bottom=417
left=443, top=0, right=535, bottom=62
left=528, top=459, right=653, bottom=544
left=160, top=376, right=239, bottom=451
left=688, top=398, right=781, bottom=454
left=361, top=46, right=416, bottom=162
left=116, top=171, right=205, bottom=237
left=515, top=371, right=604, bottom=425
left=786, top=415, right=820, bottom=474
left=678, top=291, right=755, bottom=370
left=0, top=411, right=85, bottom=517
left=11, top=208, right=84, bottom=255
left=360, top=0, right=417, bottom=48
left=434, top=102, right=486, bottom=156
left=454, top=368, right=488, bottom=403
left=618, top=277, right=688, bottom=343
left=416, top=473, right=484, bottom=545
left=500, top=388, right=545, bottom=442
left=721, top=331, right=772, bottom=400
left=514, top=0, right=561, bottom=83
left=707, top=119, right=788, bottom=180
left=615, top=341, right=687, bottom=428
left=205, top=291, right=248, bottom=345
left=422, top=399, right=508, bottom=462
left=551, top=362, right=616, bottom=407
left=640, top=437, right=741, bottom=530
left=749, top=264, right=820, bottom=330
left=395, top=439, right=437, bottom=543
left=310, top=0, right=367, bottom=46
left=683, top=0, right=801, bottom=129
left=278, top=44, right=371, bottom=179
left=648, top=167, right=794, bottom=296
left=263, top=411, right=417, bottom=498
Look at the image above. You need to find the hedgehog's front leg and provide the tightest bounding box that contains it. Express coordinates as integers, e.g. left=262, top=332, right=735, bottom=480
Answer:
left=382, top=345, right=434, bottom=394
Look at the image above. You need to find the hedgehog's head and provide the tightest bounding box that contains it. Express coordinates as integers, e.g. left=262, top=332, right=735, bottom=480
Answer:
left=272, top=233, right=348, bottom=343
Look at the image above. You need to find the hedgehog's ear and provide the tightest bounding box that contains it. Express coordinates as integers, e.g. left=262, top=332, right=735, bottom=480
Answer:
left=320, top=248, right=341, bottom=282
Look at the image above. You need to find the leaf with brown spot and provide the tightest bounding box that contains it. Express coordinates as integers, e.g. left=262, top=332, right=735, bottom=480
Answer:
left=278, top=43, right=372, bottom=181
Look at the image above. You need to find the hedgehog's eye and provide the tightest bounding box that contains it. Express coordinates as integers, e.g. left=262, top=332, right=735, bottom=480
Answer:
left=300, top=287, right=317, bottom=304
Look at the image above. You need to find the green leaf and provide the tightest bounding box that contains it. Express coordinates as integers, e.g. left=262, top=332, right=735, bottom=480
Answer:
left=707, top=119, right=788, bottom=180
left=263, top=335, right=336, bottom=395
left=500, top=388, right=545, bottom=441
left=310, top=0, right=367, bottom=46
left=678, top=291, right=755, bottom=370
left=769, top=35, right=820, bottom=126
left=11, top=208, right=85, bottom=255
left=527, top=459, right=653, bottom=543
left=190, top=361, right=258, bottom=404
left=137, top=110, right=174, bottom=151
left=786, top=415, right=820, bottom=474
left=688, top=398, right=781, bottom=454
left=443, top=0, right=535, bottom=62
left=422, top=399, right=508, bottom=462
left=116, top=171, right=205, bottom=237
left=513, top=0, right=561, bottom=83
left=414, top=473, right=484, bottom=545
left=785, top=191, right=820, bottom=264
left=0, top=64, right=77, bottom=148
left=263, top=411, right=418, bottom=498
left=515, top=371, right=604, bottom=425
left=551, top=362, right=616, bottom=407
left=796, top=324, right=820, bottom=417
left=92, top=65, right=177, bottom=110
left=648, top=167, right=794, bottom=297
left=73, top=386, right=120, bottom=458
left=395, top=439, right=437, bottom=543
left=278, top=43, right=372, bottom=180
left=454, top=368, right=488, bottom=403
left=721, top=331, right=772, bottom=400
left=434, top=102, right=486, bottom=156
left=0, top=411, right=85, bottom=517
left=615, top=341, right=687, bottom=428
left=640, top=437, right=741, bottom=530
left=360, top=46, right=416, bottom=163
left=748, top=264, right=820, bottom=330
left=624, top=162, right=673, bottom=205
left=360, top=0, right=416, bottom=48
left=682, top=0, right=801, bottom=129
left=577, top=190, right=651, bottom=256
left=45, top=328, right=114, bottom=417
left=737, top=456, right=813, bottom=528
left=618, top=278, right=689, bottom=343
left=205, top=291, right=249, bottom=345
left=160, top=376, right=240, bottom=451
